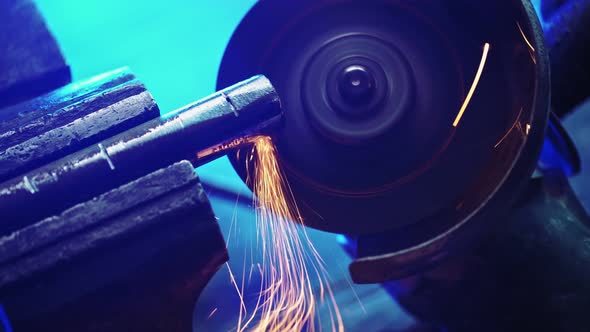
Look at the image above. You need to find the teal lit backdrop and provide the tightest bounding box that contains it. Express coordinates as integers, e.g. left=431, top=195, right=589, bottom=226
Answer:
left=34, top=1, right=413, bottom=331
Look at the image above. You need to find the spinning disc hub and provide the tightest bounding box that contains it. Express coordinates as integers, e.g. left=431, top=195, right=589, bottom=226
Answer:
left=337, top=65, right=375, bottom=106
left=303, top=34, right=414, bottom=143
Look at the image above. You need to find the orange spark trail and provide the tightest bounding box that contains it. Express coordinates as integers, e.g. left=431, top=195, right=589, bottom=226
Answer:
left=230, top=136, right=344, bottom=332
left=453, top=42, right=491, bottom=127
left=494, top=107, right=524, bottom=148
left=517, top=21, right=535, bottom=52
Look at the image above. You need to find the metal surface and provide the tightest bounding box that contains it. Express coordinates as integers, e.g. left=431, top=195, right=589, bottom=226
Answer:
left=389, top=174, right=590, bottom=332
left=538, top=112, right=581, bottom=176
left=0, top=15, right=280, bottom=327
left=0, top=161, right=228, bottom=332
left=0, top=0, right=71, bottom=109
left=0, top=68, right=160, bottom=183
left=541, top=0, right=590, bottom=117
left=0, top=75, right=281, bottom=235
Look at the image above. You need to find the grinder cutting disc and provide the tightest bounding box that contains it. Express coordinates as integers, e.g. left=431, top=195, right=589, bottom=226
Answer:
left=218, top=0, right=549, bottom=236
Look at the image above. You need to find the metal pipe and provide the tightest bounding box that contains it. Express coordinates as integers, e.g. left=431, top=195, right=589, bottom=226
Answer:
left=0, top=75, right=282, bottom=234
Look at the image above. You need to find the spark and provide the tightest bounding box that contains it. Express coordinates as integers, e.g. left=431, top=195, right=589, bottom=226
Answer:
left=337, top=265, right=366, bottom=314
left=229, top=136, right=344, bottom=332
left=208, top=308, right=219, bottom=320
left=453, top=43, right=491, bottom=127
left=530, top=52, right=537, bottom=65
left=517, top=21, right=537, bottom=64
left=494, top=107, right=524, bottom=148
left=517, top=21, right=536, bottom=52
left=226, top=192, right=241, bottom=244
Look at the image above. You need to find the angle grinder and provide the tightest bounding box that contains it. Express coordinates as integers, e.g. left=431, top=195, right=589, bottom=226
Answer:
left=218, top=0, right=554, bottom=281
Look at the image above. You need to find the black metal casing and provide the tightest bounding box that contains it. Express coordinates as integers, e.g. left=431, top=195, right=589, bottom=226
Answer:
left=218, top=0, right=551, bottom=280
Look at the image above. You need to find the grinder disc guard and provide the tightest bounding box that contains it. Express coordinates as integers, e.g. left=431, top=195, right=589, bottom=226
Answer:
left=218, top=0, right=549, bottom=238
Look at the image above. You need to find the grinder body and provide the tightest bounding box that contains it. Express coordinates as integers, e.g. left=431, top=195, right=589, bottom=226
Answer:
left=218, top=0, right=552, bottom=277
left=218, top=0, right=590, bottom=330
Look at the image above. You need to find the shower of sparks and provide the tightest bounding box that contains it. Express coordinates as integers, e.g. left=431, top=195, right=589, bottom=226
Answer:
left=453, top=42, right=491, bottom=127
left=228, top=136, right=344, bottom=332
